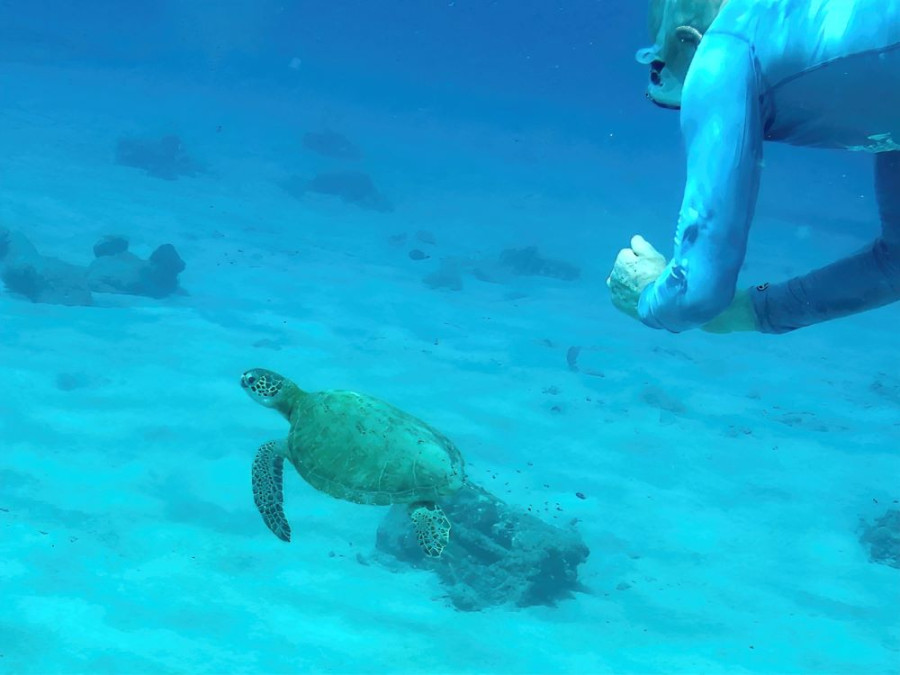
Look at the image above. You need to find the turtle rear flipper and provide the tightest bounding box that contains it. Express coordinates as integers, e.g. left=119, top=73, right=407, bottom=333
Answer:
left=409, top=503, right=451, bottom=558
left=252, top=440, right=291, bottom=542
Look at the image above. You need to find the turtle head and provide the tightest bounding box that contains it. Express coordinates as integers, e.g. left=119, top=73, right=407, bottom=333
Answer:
left=241, top=368, right=300, bottom=419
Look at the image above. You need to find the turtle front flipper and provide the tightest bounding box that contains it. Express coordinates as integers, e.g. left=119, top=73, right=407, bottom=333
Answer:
left=409, top=502, right=451, bottom=558
left=252, top=440, right=291, bottom=542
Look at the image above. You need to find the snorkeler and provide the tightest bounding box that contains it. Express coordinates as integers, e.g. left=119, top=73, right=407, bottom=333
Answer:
left=606, top=0, right=900, bottom=334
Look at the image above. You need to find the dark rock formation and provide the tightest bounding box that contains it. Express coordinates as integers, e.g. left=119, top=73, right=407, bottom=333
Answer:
left=860, top=509, right=900, bottom=568
left=115, top=135, right=202, bottom=180
left=415, top=230, right=436, bottom=245
left=374, top=482, right=589, bottom=611
left=92, top=235, right=129, bottom=258
left=0, top=227, right=92, bottom=305
left=496, top=246, right=580, bottom=281
left=302, top=130, right=363, bottom=160
left=88, top=238, right=185, bottom=298
left=423, top=259, right=464, bottom=291
left=423, top=246, right=579, bottom=294
left=0, top=228, right=185, bottom=304
left=284, top=171, right=393, bottom=213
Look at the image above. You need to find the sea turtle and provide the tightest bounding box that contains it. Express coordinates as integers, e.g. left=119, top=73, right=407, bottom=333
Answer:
left=241, top=368, right=466, bottom=557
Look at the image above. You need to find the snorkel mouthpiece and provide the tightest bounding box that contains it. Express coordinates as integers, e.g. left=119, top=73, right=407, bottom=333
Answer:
left=636, top=0, right=727, bottom=109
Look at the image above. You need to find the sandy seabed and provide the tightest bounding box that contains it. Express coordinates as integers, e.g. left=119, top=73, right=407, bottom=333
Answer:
left=1, top=62, right=898, bottom=674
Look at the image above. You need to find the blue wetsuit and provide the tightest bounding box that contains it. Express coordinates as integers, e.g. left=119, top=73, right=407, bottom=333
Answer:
left=638, top=0, right=900, bottom=333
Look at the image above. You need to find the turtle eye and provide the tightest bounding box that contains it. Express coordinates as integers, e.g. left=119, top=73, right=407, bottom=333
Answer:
left=246, top=375, right=256, bottom=387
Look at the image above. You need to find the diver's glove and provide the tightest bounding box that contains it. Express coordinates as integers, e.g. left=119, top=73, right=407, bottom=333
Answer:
left=700, top=288, right=758, bottom=333
left=607, top=235, right=668, bottom=319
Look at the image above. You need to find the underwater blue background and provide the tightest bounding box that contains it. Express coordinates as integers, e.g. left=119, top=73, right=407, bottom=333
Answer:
left=1, top=1, right=898, bottom=673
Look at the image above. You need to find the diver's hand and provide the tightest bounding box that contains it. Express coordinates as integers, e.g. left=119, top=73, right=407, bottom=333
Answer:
left=606, top=235, right=667, bottom=319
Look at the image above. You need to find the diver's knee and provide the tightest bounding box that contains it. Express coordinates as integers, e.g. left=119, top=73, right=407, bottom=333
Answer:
left=876, top=152, right=900, bottom=241
left=873, top=237, right=900, bottom=283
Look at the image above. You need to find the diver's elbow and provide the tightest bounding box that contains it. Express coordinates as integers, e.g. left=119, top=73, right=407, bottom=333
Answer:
left=639, top=262, right=738, bottom=332
left=681, top=285, right=734, bottom=326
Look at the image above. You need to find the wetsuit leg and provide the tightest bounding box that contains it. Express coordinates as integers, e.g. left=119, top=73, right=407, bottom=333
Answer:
left=751, top=151, right=900, bottom=333
left=876, top=150, right=900, bottom=241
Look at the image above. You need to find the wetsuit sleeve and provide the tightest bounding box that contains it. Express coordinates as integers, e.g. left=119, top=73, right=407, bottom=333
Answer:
left=638, top=34, right=763, bottom=332
left=751, top=151, right=900, bottom=333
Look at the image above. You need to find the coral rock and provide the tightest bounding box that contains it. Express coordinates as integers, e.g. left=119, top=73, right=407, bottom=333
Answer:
left=374, top=482, right=589, bottom=611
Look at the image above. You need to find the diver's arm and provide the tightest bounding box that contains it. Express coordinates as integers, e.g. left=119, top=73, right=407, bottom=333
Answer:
left=749, top=153, right=900, bottom=333
left=637, top=34, right=763, bottom=333
left=704, top=153, right=900, bottom=334
left=749, top=243, right=900, bottom=334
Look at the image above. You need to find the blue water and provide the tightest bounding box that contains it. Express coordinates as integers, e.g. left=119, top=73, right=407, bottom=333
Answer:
left=1, top=2, right=898, bottom=673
